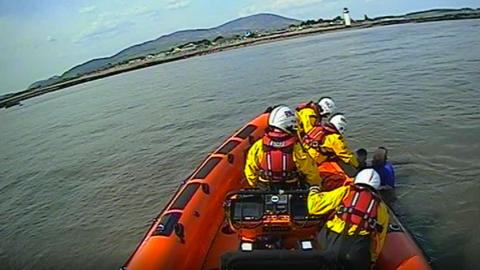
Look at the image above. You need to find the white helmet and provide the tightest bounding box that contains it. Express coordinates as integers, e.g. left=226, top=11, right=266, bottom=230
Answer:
left=318, top=97, right=336, bottom=116
left=268, top=105, right=296, bottom=134
left=354, top=168, right=381, bottom=190
left=329, top=113, right=347, bottom=135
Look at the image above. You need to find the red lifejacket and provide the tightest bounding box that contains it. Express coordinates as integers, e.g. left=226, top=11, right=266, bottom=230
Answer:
left=303, top=124, right=338, bottom=151
left=295, top=101, right=320, bottom=115
left=336, top=185, right=383, bottom=233
left=319, top=171, right=348, bottom=191
left=259, top=131, right=298, bottom=183
left=296, top=102, right=322, bottom=137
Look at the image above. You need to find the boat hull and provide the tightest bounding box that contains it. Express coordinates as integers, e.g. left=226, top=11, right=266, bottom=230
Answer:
left=122, top=112, right=431, bottom=270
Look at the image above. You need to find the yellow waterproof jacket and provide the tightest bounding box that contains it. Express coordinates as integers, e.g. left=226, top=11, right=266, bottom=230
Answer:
left=296, top=107, right=318, bottom=134
left=297, top=108, right=359, bottom=168
left=307, top=186, right=389, bottom=262
left=244, top=138, right=322, bottom=187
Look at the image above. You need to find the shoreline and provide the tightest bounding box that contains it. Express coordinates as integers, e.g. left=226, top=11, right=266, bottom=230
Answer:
left=1, top=16, right=479, bottom=109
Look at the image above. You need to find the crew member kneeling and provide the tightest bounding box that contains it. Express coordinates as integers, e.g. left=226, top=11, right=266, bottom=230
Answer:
left=307, top=168, right=389, bottom=270
left=296, top=96, right=336, bottom=135
left=244, top=105, right=321, bottom=189
left=300, top=113, right=359, bottom=168
left=298, top=113, right=359, bottom=190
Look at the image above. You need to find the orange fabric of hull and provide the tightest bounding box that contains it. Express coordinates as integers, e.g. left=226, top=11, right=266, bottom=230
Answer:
left=123, top=112, right=432, bottom=270
left=397, top=256, right=432, bottom=270
left=376, top=226, right=431, bottom=270
left=124, top=113, right=269, bottom=270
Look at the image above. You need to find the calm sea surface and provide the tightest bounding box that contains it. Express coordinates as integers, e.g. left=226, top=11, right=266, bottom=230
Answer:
left=1, top=20, right=479, bottom=270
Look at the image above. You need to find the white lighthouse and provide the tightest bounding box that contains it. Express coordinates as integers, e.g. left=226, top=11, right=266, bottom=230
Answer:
left=343, top=7, right=351, bottom=26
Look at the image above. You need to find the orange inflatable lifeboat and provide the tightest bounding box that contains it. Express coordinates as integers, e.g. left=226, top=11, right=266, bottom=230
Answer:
left=121, top=111, right=431, bottom=270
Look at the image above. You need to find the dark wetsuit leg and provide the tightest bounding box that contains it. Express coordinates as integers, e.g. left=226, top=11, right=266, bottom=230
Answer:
left=318, top=226, right=371, bottom=270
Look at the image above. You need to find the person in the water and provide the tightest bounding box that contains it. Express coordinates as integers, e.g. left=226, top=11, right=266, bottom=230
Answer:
left=372, top=147, right=396, bottom=189
left=356, top=148, right=368, bottom=170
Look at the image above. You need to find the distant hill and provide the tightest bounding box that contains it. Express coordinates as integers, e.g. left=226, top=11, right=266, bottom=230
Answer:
left=374, top=7, right=479, bottom=20
left=28, top=75, right=62, bottom=89
left=29, top=13, right=299, bottom=89
left=404, top=7, right=479, bottom=19
left=28, top=8, right=480, bottom=90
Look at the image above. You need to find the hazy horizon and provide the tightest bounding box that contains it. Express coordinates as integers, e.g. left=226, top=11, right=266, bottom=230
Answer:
left=0, top=0, right=479, bottom=95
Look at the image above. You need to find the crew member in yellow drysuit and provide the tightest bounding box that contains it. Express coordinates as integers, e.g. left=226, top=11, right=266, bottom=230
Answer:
left=245, top=105, right=321, bottom=188
left=296, top=97, right=336, bottom=135
left=297, top=110, right=359, bottom=168
left=308, top=168, right=389, bottom=270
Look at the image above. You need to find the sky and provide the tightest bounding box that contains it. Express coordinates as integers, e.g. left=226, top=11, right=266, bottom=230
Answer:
left=0, top=0, right=478, bottom=94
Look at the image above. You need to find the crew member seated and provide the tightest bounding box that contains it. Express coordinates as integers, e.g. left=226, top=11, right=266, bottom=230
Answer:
left=244, top=105, right=321, bottom=189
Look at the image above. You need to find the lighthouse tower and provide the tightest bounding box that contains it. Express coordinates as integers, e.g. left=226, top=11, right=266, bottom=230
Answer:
left=343, top=7, right=351, bottom=26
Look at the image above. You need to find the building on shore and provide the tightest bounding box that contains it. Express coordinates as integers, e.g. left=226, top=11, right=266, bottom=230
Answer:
left=179, top=43, right=197, bottom=51
left=343, top=8, right=351, bottom=26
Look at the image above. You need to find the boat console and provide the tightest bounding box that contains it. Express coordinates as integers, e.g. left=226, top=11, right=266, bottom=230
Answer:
left=225, top=189, right=323, bottom=248
left=221, top=189, right=334, bottom=269
left=226, top=189, right=322, bottom=221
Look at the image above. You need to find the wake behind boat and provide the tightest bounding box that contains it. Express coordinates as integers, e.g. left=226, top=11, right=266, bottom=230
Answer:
left=121, top=109, right=431, bottom=270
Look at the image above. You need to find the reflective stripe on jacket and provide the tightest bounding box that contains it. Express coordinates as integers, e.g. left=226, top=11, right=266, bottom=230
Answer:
left=337, top=185, right=383, bottom=233
left=245, top=138, right=321, bottom=188
left=297, top=108, right=359, bottom=168
left=259, top=131, right=298, bottom=183
left=303, top=124, right=337, bottom=151
left=307, top=185, right=389, bottom=262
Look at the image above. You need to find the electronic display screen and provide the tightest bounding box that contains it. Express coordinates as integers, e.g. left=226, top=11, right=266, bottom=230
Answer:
left=232, top=196, right=263, bottom=221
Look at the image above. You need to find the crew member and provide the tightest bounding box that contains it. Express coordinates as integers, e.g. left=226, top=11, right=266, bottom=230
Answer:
left=308, top=168, right=389, bottom=270
left=244, top=105, right=321, bottom=189
left=301, top=113, right=358, bottom=166
left=297, top=113, right=358, bottom=190
left=296, top=97, right=336, bottom=135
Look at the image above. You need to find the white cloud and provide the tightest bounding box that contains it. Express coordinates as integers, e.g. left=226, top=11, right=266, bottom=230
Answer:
left=239, top=5, right=260, bottom=17
left=130, top=6, right=159, bottom=17
left=73, top=6, right=158, bottom=43
left=73, top=20, right=130, bottom=44
left=46, top=36, right=57, bottom=42
left=240, top=0, right=324, bottom=16
left=79, top=5, right=96, bottom=14
left=165, top=0, right=190, bottom=10
left=270, top=0, right=324, bottom=10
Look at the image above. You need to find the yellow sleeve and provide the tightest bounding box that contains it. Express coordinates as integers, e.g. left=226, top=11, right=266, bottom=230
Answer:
left=307, top=186, right=350, bottom=215
left=293, top=144, right=322, bottom=186
left=306, top=145, right=328, bottom=165
left=371, top=202, right=389, bottom=262
left=322, top=134, right=359, bottom=168
left=244, top=140, right=264, bottom=188
left=296, top=108, right=317, bottom=134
